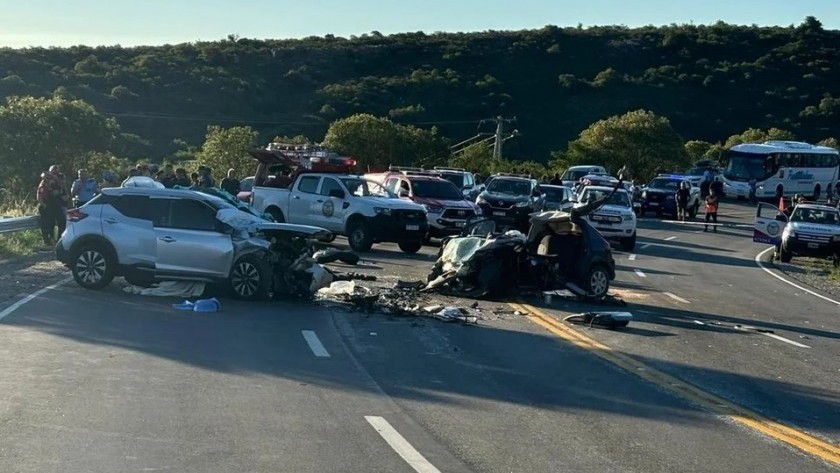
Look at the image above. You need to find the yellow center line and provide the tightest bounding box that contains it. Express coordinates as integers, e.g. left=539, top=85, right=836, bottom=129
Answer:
left=511, top=302, right=840, bottom=467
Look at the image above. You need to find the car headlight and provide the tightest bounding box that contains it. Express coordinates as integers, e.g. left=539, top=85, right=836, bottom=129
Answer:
left=641, top=191, right=647, bottom=199
left=515, top=201, right=531, bottom=207
left=476, top=195, right=488, bottom=205
left=373, top=207, right=392, bottom=216
left=423, top=204, right=443, bottom=214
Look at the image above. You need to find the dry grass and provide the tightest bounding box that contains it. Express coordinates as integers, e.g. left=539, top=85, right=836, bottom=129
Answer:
left=0, top=192, right=44, bottom=259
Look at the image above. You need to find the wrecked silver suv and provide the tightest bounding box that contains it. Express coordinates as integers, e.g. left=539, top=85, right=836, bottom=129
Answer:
left=56, top=187, right=332, bottom=300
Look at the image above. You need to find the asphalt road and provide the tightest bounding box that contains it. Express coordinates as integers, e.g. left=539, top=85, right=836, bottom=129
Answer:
left=0, top=201, right=838, bottom=472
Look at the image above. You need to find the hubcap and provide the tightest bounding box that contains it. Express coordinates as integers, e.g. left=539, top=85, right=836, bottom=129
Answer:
left=352, top=228, right=365, bottom=244
left=590, top=269, right=608, bottom=297
left=76, top=250, right=106, bottom=284
left=231, top=262, right=260, bottom=296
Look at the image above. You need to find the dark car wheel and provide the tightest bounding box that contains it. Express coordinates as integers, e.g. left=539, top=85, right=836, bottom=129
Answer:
left=779, top=245, right=792, bottom=263
left=347, top=221, right=373, bottom=252
left=229, top=254, right=270, bottom=300
left=398, top=241, right=423, bottom=254
left=71, top=244, right=115, bottom=290
left=620, top=233, right=636, bottom=251
left=266, top=207, right=285, bottom=223
left=584, top=265, right=611, bottom=299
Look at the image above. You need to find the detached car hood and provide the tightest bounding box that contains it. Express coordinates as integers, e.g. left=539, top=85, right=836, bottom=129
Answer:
left=480, top=192, right=530, bottom=203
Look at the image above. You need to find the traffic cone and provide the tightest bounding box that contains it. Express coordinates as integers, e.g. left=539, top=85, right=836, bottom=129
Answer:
left=778, top=196, right=785, bottom=212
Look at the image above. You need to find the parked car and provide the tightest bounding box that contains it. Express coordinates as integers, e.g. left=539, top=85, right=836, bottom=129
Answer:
left=475, top=174, right=544, bottom=232
left=575, top=186, right=637, bottom=250
left=366, top=171, right=481, bottom=240
left=640, top=175, right=701, bottom=218
left=55, top=187, right=332, bottom=300
left=250, top=149, right=429, bottom=253
left=560, top=165, right=608, bottom=187
left=754, top=202, right=840, bottom=264
left=540, top=185, right=575, bottom=211
left=432, top=167, right=482, bottom=200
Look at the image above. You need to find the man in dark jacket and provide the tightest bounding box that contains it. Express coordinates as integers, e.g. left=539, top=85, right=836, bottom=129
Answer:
left=549, top=173, right=562, bottom=185
left=676, top=181, right=691, bottom=221
left=220, top=169, right=241, bottom=196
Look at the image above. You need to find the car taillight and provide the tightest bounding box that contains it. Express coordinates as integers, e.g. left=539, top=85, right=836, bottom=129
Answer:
left=66, top=208, right=88, bottom=222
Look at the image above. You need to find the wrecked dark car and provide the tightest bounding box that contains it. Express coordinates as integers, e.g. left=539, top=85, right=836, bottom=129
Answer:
left=426, top=173, right=626, bottom=299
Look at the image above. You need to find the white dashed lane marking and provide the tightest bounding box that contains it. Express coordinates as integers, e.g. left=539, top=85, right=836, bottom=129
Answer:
left=634, top=269, right=647, bottom=278
left=301, top=330, right=330, bottom=358
left=663, top=292, right=691, bottom=304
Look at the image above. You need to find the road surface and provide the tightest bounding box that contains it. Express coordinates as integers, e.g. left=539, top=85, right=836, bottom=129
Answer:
left=0, top=201, right=837, bottom=472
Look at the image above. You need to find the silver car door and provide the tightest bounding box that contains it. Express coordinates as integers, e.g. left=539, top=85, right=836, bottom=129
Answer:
left=152, top=197, right=234, bottom=278
left=101, top=194, right=157, bottom=269
left=290, top=175, right=321, bottom=227
left=314, top=176, right=347, bottom=231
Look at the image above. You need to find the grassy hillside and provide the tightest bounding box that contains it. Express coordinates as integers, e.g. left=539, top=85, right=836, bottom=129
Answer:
left=1, top=18, right=837, bottom=161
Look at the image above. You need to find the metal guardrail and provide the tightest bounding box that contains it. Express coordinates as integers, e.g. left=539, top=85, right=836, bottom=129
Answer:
left=0, top=215, right=40, bottom=234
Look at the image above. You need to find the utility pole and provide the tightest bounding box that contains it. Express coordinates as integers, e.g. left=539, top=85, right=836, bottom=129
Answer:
left=484, top=116, right=517, bottom=160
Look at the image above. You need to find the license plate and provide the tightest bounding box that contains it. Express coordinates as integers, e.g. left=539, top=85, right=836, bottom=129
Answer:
left=807, top=243, right=819, bottom=249
left=455, top=222, right=465, bottom=228
left=649, top=202, right=658, bottom=207
left=406, top=225, right=420, bottom=231
left=493, top=211, right=506, bottom=216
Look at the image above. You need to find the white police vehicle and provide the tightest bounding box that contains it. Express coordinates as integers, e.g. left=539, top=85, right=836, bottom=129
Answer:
left=754, top=202, right=840, bottom=264
left=575, top=185, right=637, bottom=250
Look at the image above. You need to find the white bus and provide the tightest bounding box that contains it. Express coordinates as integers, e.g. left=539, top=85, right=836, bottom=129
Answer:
left=722, top=141, right=839, bottom=201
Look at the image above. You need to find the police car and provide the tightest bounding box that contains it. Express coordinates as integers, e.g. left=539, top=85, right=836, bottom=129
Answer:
left=640, top=175, right=701, bottom=218
left=754, top=202, right=840, bottom=263
left=575, top=185, right=637, bottom=250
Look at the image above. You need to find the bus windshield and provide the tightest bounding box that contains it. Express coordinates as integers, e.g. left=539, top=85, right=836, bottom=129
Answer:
left=723, top=151, right=774, bottom=182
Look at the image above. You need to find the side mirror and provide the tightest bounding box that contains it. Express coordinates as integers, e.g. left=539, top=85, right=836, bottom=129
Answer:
left=328, top=189, right=345, bottom=199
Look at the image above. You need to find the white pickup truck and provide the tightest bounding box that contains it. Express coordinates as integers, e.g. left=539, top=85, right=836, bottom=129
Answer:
left=251, top=171, right=429, bottom=254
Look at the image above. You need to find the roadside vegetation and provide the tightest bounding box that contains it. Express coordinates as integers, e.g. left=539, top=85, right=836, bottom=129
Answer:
left=0, top=192, right=41, bottom=258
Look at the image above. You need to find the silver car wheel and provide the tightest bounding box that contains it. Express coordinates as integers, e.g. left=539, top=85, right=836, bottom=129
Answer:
left=76, top=250, right=106, bottom=285
left=589, top=268, right=609, bottom=297
left=231, top=261, right=260, bottom=297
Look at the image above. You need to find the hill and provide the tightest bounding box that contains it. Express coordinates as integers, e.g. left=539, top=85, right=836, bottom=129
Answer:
left=0, top=17, right=837, bottom=161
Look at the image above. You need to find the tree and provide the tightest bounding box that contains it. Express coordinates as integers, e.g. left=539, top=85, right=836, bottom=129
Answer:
left=194, top=125, right=258, bottom=179
left=684, top=140, right=715, bottom=162
left=0, top=96, right=119, bottom=193
left=272, top=134, right=311, bottom=145
left=723, top=127, right=795, bottom=149
left=450, top=144, right=494, bottom=175
left=323, top=114, right=448, bottom=171
left=559, top=110, right=689, bottom=181
left=818, top=138, right=839, bottom=150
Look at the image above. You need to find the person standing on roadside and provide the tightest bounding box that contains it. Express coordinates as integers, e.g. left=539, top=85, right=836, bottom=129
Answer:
left=704, top=188, right=720, bottom=232
left=676, top=181, right=691, bottom=221
left=159, top=164, right=177, bottom=188
left=220, top=168, right=241, bottom=196
left=70, top=168, right=98, bottom=207
left=549, top=172, right=562, bottom=185
left=700, top=172, right=712, bottom=201
left=36, top=165, right=69, bottom=245
left=710, top=175, right=724, bottom=197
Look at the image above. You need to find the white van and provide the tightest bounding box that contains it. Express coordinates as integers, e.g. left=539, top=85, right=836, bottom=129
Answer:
left=560, top=165, right=608, bottom=187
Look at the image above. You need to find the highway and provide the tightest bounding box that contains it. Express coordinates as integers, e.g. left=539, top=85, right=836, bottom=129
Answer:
left=0, top=201, right=838, bottom=472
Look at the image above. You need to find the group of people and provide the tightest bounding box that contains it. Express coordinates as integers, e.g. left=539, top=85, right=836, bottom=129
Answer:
left=35, top=162, right=244, bottom=246
left=673, top=171, right=724, bottom=231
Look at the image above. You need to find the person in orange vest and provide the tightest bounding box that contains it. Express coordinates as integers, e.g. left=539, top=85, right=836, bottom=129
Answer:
left=704, top=188, right=719, bottom=232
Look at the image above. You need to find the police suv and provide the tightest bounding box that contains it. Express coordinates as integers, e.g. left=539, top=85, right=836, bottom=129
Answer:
left=575, top=185, right=638, bottom=250
left=754, top=202, right=840, bottom=263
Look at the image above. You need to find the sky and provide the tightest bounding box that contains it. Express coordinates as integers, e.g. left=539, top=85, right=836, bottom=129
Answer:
left=0, top=0, right=837, bottom=48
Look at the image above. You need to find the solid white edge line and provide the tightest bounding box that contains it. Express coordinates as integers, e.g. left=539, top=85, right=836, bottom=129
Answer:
left=301, top=330, right=331, bottom=357
left=629, top=254, right=637, bottom=261
left=665, top=236, right=677, bottom=241
left=763, top=332, right=811, bottom=349
left=365, top=416, right=442, bottom=473
left=663, top=292, right=691, bottom=304
left=754, top=246, right=840, bottom=306
left=634, top=269, right=647, bottom=278
left=0, top=276, right=73, bottom=322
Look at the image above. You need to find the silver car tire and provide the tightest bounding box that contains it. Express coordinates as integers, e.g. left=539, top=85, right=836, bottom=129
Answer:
left=585, top=266, right=610, bottom=299
left=229, top=255, right=270, bottom=300
left=71, top=245, right=115, bottom=290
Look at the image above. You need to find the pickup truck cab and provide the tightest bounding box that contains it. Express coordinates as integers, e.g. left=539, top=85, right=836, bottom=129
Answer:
left=250, top=151, right=428, bottom=253
left=754, top=202, right=840, bottom=264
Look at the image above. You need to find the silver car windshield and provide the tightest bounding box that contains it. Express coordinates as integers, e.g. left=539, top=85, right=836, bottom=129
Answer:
left=340, top=178, right=394, bottom=198
left=790, top=208, right=840, bottom=225
left=581, top=189, right=631, bottom=207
